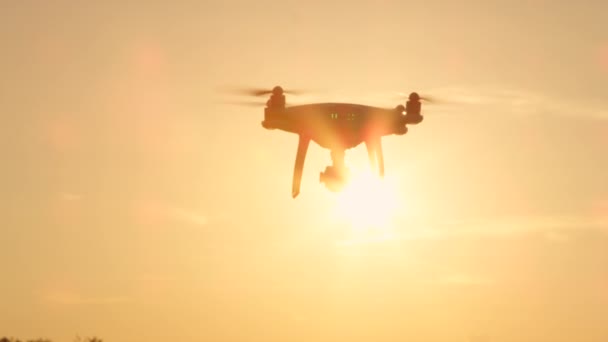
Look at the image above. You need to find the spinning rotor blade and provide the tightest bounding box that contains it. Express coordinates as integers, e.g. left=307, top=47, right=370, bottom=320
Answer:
left=219, top=86, right=309, bottom=97
left=394, top=92, right=442, bottom=104
left=220, top=100, right=266, bottom=107
left=420, top=95, right=439, bottom=103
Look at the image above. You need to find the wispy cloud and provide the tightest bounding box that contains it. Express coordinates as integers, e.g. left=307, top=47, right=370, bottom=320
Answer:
left=168, top=207, right=209, bottom=226
left=59, top=192, right=82, bottom=201
left=132, top=197, right=209, bottom=228
left=440, top=215, right=579, bottom=233
left=424, top=84, right=608, bottom=119
left=452, top=214, right=608, bottom=236
left=329, top=213, right=608, bottom=248
left=436, top=273, right=494, bottom=286
left=335, top=231, right=397, bottom=247
left=40, top=290, right=130, bottom=305
left=357, top=84, right=608, bottom=120
left=394, top=213, right=608, bottom=241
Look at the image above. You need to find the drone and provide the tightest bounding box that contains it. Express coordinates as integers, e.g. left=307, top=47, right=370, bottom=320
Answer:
left=224, top=85, right=434, bottom=198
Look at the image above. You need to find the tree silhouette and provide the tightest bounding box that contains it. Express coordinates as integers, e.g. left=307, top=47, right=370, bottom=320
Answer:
left=74, top=337, right=103, bottom=342
left=0, top=339, right=52, bottom=342
left=0, top=337, right=102, bottom=342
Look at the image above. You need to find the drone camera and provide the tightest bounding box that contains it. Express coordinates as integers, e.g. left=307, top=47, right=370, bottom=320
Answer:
left=319, top=166, right=350, bottom=192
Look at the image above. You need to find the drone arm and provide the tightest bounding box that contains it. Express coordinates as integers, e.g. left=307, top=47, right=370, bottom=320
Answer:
left=292, top=135, right=310, bottom=198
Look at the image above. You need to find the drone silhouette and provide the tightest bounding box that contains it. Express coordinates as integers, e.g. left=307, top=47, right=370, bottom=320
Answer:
left=224, top=85, right=435, bottom=198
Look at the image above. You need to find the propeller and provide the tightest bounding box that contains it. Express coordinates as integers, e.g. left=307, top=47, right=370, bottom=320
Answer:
left=219, top=100, right=266, bottom=107
left=394, top=92, right=442, bottom=104
left=218, top=85, right=309, bottom=97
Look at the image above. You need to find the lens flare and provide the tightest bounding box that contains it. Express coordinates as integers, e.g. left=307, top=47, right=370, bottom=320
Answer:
left=330, top=169, right=403, bottom=243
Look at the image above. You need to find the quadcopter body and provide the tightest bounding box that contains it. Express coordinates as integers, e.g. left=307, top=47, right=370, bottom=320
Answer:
left=230, top=86, right=427, bottom=198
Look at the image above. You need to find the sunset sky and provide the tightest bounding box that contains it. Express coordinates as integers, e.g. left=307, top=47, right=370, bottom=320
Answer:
left=1, top=1, right=608, bottom=341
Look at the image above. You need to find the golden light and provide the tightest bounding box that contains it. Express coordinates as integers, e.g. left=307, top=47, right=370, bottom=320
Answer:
left=329, top=168, right=403, bottom=243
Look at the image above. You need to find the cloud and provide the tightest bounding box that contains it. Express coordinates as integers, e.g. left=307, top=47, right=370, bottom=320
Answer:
left=40, top=290, right=130, bottom=305
left=168, top=207, right=209, bottom=226
left=131, top=197, right=209, bottom=228
left=334, top=231, right=397, bottom=247
left=543, top=230, right=571, bottom=243
left=457, top=214, right=608, bottom=236
left=424, top=84, right=608, bottom=119
left=328, top=213, right=608, bottom=247
left=59, top=192, right=82, bottom=201
left=394, top=214, right=608, bottom=241
left=437, top=273, right=494, bottom=286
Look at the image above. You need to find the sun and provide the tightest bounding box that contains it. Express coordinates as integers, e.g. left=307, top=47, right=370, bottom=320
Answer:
left=329, top=167, right=403, bottom=243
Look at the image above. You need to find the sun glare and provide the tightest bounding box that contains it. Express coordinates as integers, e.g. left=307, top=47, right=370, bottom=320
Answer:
left=330, top=168, right=403, bottom=243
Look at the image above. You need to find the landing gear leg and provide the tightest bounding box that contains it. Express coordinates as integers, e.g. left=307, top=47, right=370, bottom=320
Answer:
left=331, top=149, right=346, bottom=171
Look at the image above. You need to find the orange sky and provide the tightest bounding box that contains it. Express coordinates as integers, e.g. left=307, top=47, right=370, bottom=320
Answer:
left=1, top=1, right=608, bottom=342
